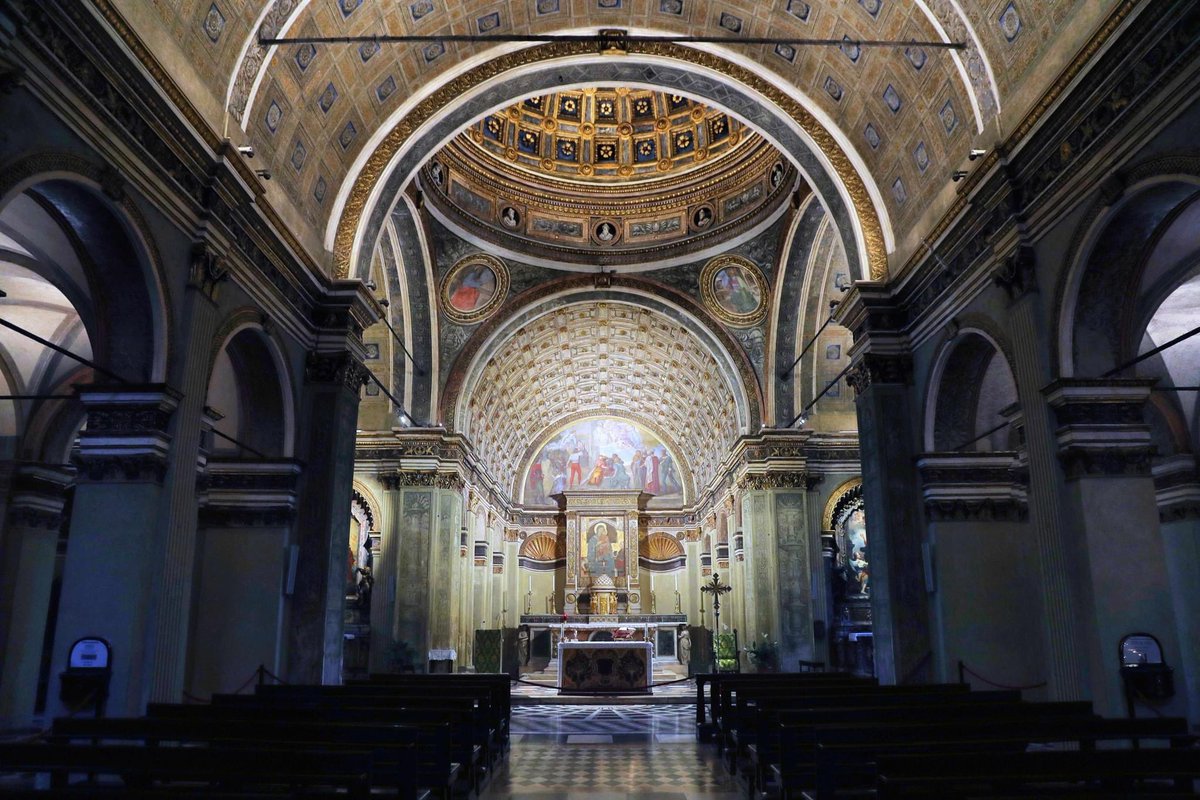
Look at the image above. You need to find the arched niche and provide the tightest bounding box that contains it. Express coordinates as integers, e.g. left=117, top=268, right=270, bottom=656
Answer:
left=205, top=323, right=294, bottom=459
left=926, top=330, right=1020, bottom=453
left=639, top=533, right=686, bottom=573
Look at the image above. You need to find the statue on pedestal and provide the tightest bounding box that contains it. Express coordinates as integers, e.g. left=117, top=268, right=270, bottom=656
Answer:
left=678, top=628, right=692, bottom=666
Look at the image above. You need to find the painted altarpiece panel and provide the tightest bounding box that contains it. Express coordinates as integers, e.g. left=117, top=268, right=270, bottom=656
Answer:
left=555, top=490, right=649, bottom=615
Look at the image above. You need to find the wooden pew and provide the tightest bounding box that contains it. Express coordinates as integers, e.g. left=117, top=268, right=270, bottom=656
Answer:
left=766, top=700, right=1097, bottom=799
left=261, top=681, right=506, bottom=764
left=874, top=748, right=1200, bottom=799
left=213, top=690, right=487, bottom=787
left=50, top=715, right=437, bottom=800
left=147, top=702, right=465, bottom=798
left=0, top=742, right=373, bottom=798
left=805, top=716, right=1194, bottom=799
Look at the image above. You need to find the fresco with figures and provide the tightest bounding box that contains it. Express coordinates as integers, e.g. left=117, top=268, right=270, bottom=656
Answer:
left=523, top=418, right=685, bottom=506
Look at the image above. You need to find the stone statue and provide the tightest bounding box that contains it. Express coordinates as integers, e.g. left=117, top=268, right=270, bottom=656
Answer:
left=678, top=628, right=692, bottom=665
left=517, top=626, right=529, bottom=666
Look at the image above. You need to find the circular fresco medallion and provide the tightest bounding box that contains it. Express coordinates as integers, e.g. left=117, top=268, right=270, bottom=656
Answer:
left=440, top=253, right=509, bottom=324
left=700, top=255, right=768, bottom=327
left=690, top=203, right=715, bottom=231
left=499, top=205, right=522, bottom=230
left=592, top=219, right=622, bottom=245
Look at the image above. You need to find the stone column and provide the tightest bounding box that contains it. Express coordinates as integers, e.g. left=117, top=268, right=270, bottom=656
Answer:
left=47, top=386, right=179, bottom=716
left=0, top=464, right=74, bottom=727
left=994, top=249, right=1088, bottom=700
left=1155, top=455, right=1200, bottom=723
left=917, top=453, right=1044, bottom=692
left=431, top=478, right=463, bottom=660
left=1044, top=379, right=1187, bottom=716
left=837, top=284, right=931, bottom=684
left=770, top=475, right=815, bottom=669
left=287, top=329, right=371, bottom=684
left=189, top=458, right=301, bottom=698
left=805, top=474, right=829, bottom=665
left=146, top=245, right=225, bottom=701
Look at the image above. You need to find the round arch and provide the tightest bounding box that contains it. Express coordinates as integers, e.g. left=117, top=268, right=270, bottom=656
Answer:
left=329, top=43, right=891, bottom=284
left=0, top=154, right=172, bottom=382
left=208, top=311, right=298, bottom=458
left=1056, top=158, right=1200, bottom=377
left=924, top=327, right=1019, bottom=453
left=823, top=477, right=863, bottom=531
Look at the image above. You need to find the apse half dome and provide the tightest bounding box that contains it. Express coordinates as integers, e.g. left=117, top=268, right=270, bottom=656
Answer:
left=422, top=88, right=796, bottom=267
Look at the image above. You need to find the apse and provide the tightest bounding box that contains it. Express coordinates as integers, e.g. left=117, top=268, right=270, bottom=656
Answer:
left=454, top=298, right=748, bottom=507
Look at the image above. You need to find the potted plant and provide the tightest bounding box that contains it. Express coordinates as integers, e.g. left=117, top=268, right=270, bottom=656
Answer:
left=745, top=634, right=779, bottom=673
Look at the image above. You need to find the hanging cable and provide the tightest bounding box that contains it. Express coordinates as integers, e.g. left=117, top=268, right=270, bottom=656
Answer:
left=779, top=309, right=838, bottom=381
left=262, top=33, right=967, bottom=50
left=1102, top=323, right=1200, bottom=378
left=364, top=368, right=421, bottom=427
left=376, top=299, right=424, bottom=376
left=0, top=317, right=134, bottom=385
left=787, top=362, right=853, bottom=428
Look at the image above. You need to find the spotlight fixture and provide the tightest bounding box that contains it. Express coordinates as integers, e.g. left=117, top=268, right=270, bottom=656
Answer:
left=254, top=169, right=272, bottom=180
left=968, top=148, right=988, bottom=161
left=365, top=280, right=377, bottom=291
left=952, top=170, right=969, bottom=182
left=378, top=297, right=390, bottom=307
left=238, top=145, right=255, bottom=158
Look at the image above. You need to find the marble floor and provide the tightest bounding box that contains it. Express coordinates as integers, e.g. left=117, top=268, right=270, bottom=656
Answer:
left=484, top=704, right=740, bottom=800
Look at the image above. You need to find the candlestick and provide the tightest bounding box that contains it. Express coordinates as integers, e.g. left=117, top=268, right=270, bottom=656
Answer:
left=674, top=573, right=679, bottom=591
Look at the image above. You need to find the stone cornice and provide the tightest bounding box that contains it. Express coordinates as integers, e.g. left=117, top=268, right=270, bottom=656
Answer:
left=73, top=384, right=180, bottom=482
left=917, top=452, right=1028, bottom=522
left=1043, top=379, right=1156, bottom=479
left=1153, top=455, right=1200, bottom=521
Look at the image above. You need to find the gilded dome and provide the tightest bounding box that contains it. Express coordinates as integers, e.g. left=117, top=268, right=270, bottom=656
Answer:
left=423, top=88, right=795, bottom=267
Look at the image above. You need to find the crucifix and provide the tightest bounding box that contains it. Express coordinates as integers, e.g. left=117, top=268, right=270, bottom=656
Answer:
left=700, top=572, right=732, bottom=633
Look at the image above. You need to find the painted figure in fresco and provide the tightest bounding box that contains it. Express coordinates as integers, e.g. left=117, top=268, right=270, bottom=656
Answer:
left=551, top=473, right=567, bottom=495
left=660, top=451, right=682, bottom=496
left=528, top=462, right=546, bottom=505
left=449, top=264, right=496, bottom=312
left=645, top=450, right=662, bottom=494
left=609, top=454, right=630, bottom=488
left=586, top=455, right=614, bottom=487
left=567, top=446, right=586, bottom=487
left=597, top=222, right=615, bottom=242
left=714, top=266, right=760, bottom=315
left=586, top=521, right=619, bottom=577
left=630, top=450, right=647, bottom=489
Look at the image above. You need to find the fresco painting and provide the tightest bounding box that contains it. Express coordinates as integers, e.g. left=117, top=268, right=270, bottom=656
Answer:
left=447, top=262, right=498, bottom=313
left=524, top=418, right=685, bottom=505
left=712, top=263, right=763, bottom=316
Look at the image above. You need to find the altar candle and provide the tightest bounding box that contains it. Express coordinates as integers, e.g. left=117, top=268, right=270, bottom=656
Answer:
left=674, top=573, right=679, bottom=591
left=528, top=576, right=532, bottom=592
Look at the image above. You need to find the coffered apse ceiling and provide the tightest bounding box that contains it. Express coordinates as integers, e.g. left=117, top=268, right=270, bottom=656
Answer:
left=452, top=301, right=746, bottom=503
left=124, top=0, right=1121, bottom=272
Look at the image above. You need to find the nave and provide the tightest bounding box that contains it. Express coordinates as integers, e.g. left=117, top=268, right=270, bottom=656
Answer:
left=486, top=704, right=738, bottom=799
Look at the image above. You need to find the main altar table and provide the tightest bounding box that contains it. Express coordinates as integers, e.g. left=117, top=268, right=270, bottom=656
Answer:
left=557, top=641, right=653, bottom=694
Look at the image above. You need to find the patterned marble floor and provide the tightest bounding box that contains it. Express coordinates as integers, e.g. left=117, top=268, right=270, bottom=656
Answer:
left=483, top=705, right=739, bottom=800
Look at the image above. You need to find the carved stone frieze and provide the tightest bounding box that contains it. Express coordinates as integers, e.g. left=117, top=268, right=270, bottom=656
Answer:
left=305, top=351, right=370, bottom=394
left=1058, top=447, right=1154, bottom=479
left=846, top=354, right=913, bottom=396
left=992, top=245, right=1038, bottom=301
left=74, top=386, right=180, bottom=483
left=189, top=242, right=230, bottom=301
left=380, top=470, right=466, bottom=492
left=735, top=471, right=809, bottom=491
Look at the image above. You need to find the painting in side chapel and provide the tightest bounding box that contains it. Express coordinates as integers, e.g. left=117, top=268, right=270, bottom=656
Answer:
left=522, top=418, right=686, bottom=506
left=837, top=505, right=869, bottom=596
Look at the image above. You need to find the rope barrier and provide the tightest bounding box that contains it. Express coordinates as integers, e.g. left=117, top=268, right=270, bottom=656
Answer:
left=958, top=660, right=1047, bottom=691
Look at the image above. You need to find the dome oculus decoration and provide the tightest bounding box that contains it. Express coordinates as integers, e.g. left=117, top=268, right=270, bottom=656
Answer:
left=423, top=88, right=796, bottom=266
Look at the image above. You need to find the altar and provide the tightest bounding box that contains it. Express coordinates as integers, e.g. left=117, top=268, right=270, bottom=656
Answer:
left=558, top=641, right=653, bottom=694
